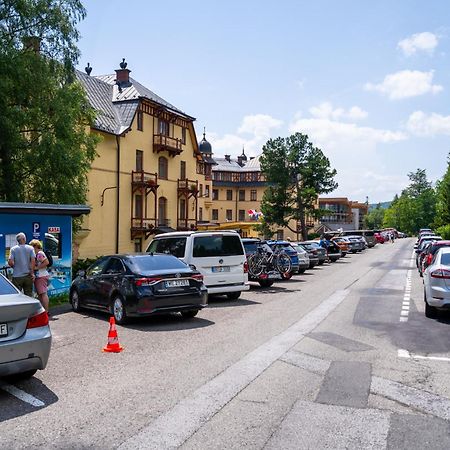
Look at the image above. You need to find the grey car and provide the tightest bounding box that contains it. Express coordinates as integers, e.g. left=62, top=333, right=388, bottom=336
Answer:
left=0, top=274, right=52, bottom=379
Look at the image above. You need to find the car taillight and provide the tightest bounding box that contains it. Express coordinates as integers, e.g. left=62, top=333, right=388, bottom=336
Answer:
left=427, top=254, right=433, bottom=265
left=27, top=311, right=49, bottom=329
left=243, top=261, right=249, bottom=273
left=192, top=273, right=204, bottom=281
left=135, top=277, right=162, bottom=286
left=430, top=269, right=450, bottom=279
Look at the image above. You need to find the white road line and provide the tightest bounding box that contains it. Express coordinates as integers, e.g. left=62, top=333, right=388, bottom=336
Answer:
left=399, top=317, right=408, bottom=322
left=118, top=290, right=350, bottom=449
left=0, top=381, right=45, bottom=407
left=398, top=349, right=450, bottom=362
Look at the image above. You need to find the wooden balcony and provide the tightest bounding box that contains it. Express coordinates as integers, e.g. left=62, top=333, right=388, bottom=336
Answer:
left=132, top=171, right=158, bottom=187
left=153, top=134, right=183, bottom=157
left=131, top=217, right=156, bottom=239
left=177, top=218, right=197, bottom=231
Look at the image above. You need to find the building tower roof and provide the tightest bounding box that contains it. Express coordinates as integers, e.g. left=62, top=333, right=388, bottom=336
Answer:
left=199, top=128, right=212, bottom=154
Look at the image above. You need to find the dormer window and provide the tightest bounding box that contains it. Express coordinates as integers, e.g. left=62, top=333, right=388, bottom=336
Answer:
left=159, top=119, right=170, bottom=136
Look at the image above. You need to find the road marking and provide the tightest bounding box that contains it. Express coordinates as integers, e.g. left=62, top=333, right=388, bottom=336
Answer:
left=398, top=349, right=450, bottom=362
left=399, top=269, right=412, bottom=322
left=0, top=381, right=45, bottom=407
left=118, top=290, right=350, bottom=449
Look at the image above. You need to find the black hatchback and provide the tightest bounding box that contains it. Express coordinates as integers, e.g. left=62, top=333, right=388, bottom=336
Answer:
left=69, top=254, right=208, bottom=324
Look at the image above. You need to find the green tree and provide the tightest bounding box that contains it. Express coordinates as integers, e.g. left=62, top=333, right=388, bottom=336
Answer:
left=260, top=133, right=337, bottom=240
left=383, top=169, right=436, bottom=234
left=364, top=204, right=385, bottom=229
left=434, top=153, right=450, bottom=228
left=0, top=0, right=98, bottom=204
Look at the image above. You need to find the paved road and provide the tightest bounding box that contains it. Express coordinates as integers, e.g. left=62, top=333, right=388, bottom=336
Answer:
left=1, top=238, right=450, bottom=449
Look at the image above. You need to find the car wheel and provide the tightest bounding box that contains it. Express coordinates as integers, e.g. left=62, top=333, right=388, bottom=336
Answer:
left=259, top=280, right=274, bottom=288
left=318, top=261, right=324, bottom=265
left=227, top=292, right=241, bottom=300
left=281, top=271, right=293, bottom=280
left=112, top=295, right=128, bottom=325
left=70, top=289, right=82, bottom=312
left=181, top=310, right=199, bottom=319
left=298, top=269, right=306, bottom=274
left=425, top=301, right=438, bottom=319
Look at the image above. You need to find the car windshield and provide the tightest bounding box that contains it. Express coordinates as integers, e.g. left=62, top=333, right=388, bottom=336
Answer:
left=0, top=275, right=17, bottom=295
left=128, top=255, right=188, bottom=271
left=243, top=241, right=258, bottom=253
left=147, top=237, right=186, bottom=258
left=193, top=235, right=244, bottom=257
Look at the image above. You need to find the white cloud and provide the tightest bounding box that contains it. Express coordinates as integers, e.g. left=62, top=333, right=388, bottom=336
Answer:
left=365, top=70, right=442, bottom=99
left=406, top=110, right=450, bottom=136
left=398, top=32, right=439, bottom=56
left=309, top=102, right=368, bottom=121
left=209, top=114, right=283, bottom=157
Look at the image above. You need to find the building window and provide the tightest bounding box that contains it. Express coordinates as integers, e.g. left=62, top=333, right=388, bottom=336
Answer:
left=134, top=238, right=142, bottom=252
left=199, top=207, right=203, bottom=221
left=158, top=156, right=168, bottom=179
left=239, top=190, right=245, bottom=201
left=212, top=189, right=219, bottom=200
left=238, top=209, right=245, bottom=221
left=205, top=185, right=210, bottom=197
left=181, top=127, right=186, bottom=144
left=180, top=161, right=186, bottom=180
left=212, top=209, right=218, bottom=221
left=136, top=150, right=143, bottom=171
left=226, top=189, right=233, bottom=201
left=159, top=119, right=170, bottom=136
left=199, top=184, right=203, bottom=197
left=135, top=194, right=143, bottom=218
left=276, top=230, right=284, bottom=240
left=250, top=190, right=257, bottom=201
left=226, top=209, right=232, bottom=221
left=179, top=198, right=186, bottom=220
left=158, top=197, right=167, bottom=225
left=137, top=111, right=143, bottom=131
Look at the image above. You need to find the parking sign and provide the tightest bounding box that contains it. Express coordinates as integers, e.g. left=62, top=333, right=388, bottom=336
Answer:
left=32, top=222, right=40, bottom=239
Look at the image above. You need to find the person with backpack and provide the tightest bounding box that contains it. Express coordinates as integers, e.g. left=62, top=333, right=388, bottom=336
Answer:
left=29, top=239, right=50, bottom=311
left=8, top=232, right=35, bottom=297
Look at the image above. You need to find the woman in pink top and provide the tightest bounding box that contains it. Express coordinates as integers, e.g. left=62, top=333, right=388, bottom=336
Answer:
left=29, top=239, right=50, bottom=311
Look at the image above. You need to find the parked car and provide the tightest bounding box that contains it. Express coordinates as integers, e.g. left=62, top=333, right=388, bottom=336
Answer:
left=266, top=241, right=300, bottom=279
left=342, top=230, right=376, bottom=248
left=297, top=243, right=319, bottom=269
left=292, top=244, right=310, bottom=273
left=147, top=231, right=249, bottom=300
left=242, top=238, right=281, bottom=287
left=423, top=247, right=450, bottom=318
left=326, top=241, right=342, bottom=262
left=0, top=274, right=51, bottom=379
left=374, top=232, right=385, bottom=244
left=331, top=237, right=350, bottom=256
left=300, top=241, right=327, bottom=265
left=415, top=236, right=443, bottom=266
left=70, top=254, right=208, bottom=324
left=419, top=240, right=450, bottom=276
left=342, top=235, right=366, bottom=252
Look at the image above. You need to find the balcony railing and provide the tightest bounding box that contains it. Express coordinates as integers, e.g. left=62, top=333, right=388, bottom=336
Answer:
left=177, top=179, right=198, bottom=193
left=177, top=218, right=197, bottom=231
left=157, top=218, right=171, bottom=227
left=132, top=171, right=158, bottom=187
left=153, top=134, right=183, bottom=156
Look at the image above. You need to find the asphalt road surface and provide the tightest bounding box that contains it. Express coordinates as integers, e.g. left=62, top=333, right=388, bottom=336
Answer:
left=1, top=238, right=450, bottom=449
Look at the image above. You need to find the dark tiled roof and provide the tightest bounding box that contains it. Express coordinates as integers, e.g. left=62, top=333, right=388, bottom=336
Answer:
left=202, top=156, right=217, bottom=165
left=96, top=74, right=194, bottom=120
left=212, top=155, right=261, bottom=172
left=0, top=202, right=90, bottom=216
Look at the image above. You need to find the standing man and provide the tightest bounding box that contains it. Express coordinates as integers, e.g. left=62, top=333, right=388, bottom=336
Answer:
left=8, top=232, right=35, bottom=297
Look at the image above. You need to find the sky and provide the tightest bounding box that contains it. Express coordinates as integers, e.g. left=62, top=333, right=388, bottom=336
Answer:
left=76, top=0, right=450, bottom=203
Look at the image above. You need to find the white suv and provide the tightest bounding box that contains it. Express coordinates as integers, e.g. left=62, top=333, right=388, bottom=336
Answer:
left=147, top=231, right=249, bottom=299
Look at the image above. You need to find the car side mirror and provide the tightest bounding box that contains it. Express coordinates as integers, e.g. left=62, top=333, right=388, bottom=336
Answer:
left=77, top=270, right=86, bottom=278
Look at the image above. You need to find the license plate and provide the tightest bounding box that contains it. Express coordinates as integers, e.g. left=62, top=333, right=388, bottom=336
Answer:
left=165, top=279, right=189, bottom=288
left=0, top=323, right=7, bottom=337
left=212, top=266, right=230, bottom=273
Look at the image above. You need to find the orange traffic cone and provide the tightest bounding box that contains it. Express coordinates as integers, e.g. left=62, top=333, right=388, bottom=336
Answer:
left=102, top=317, right=124, bottom=353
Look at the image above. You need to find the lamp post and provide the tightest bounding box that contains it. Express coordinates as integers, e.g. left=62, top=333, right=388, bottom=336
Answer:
left=296, top=173, right=302, bottom=242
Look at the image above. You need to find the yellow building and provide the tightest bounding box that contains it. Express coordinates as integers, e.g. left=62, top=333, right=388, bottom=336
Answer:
left=75, top=60, right=213, bottom=258
left=197, top=139, right=316, bottom=240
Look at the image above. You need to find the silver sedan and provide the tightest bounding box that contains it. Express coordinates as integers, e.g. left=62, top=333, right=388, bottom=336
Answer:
left=0, top=274, right=52, bottom=379
left=423, top=247, right=450, bottom=319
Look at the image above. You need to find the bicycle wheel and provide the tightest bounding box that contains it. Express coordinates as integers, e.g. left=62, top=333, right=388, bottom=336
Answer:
left=275, top=253, right=292, bottom=275
left=248, top=254, right=264, bottom=277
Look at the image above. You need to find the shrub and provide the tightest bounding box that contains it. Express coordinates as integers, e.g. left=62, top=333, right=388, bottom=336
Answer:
left=436, top=224, right=450, bottom=240
left=72, top=257, right=101, bottom=275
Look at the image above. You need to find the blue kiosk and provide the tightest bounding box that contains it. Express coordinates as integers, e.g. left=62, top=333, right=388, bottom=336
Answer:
left=0, top=203, right=90, bottom=296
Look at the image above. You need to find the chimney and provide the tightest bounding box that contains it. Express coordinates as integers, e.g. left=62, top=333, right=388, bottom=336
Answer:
left=115, top=58, right=131, bottom=85
left=85, top=62, right=92, bottom=76
left=224, top=154, right=231, bottom=162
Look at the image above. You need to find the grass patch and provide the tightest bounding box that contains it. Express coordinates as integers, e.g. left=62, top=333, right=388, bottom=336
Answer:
left=49, top=292, right=69, bottom=308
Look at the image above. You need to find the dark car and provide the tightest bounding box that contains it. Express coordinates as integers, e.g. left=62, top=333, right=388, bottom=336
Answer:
left=69, top=254, right=208, bottom=324
left=267, top=241, right=300, bottom=278
left=298, top=242, right=319, bottom=268
left=242, top=238, right=281, bottom=287
left=301, top=241, right=327, bottom=265
left=419, top=240, right=450, bottom=276
left=326, top=241, right=342, bottom=262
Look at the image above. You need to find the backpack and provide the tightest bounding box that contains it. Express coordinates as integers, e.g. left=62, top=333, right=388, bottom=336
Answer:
left=44, top=250, right=53, bottom=268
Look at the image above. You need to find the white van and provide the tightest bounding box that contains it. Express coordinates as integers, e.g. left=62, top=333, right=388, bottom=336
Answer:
left=146, top=231, right=249, bottom=299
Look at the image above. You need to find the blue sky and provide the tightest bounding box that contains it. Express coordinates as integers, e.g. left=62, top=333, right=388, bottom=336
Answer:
left=77, top=0, right=450, bottom=202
